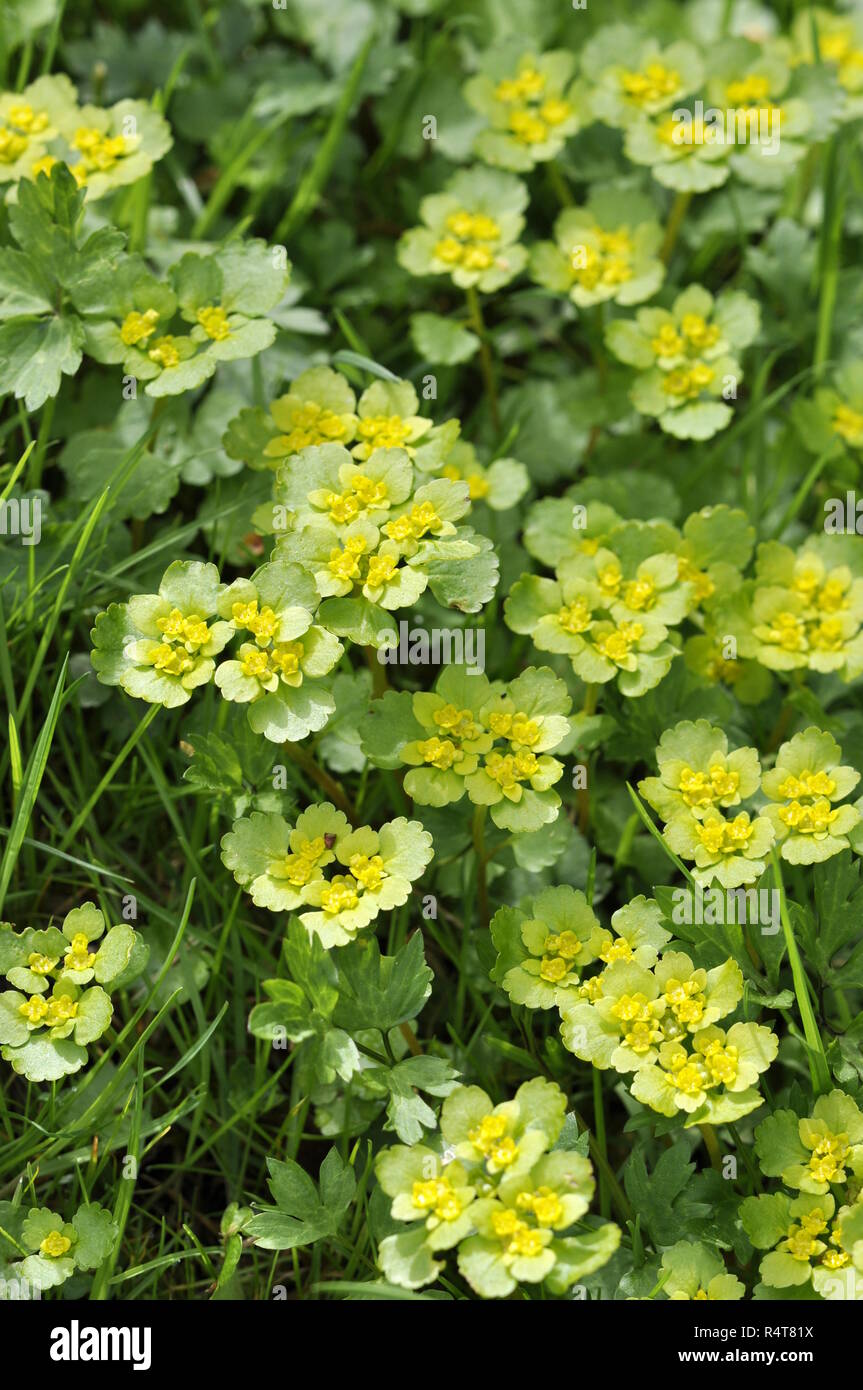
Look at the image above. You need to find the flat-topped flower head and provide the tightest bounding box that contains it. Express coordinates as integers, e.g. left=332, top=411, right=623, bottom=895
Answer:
left=704, top=51, right=812, bottom=188
left=253, top=369, right=459, bottom=476
left=570, top=611, right=676, bottom=697
left=530, top=192, right=664, bottom=310
left=639, top=719, right=761, bottom=822
left=440, top=1077, right=567, bottom=1183
left=719, top=537, right=863, bottom=681
left=761, top=727, right=861, bottom=863
left=398, top=166, right=528, bottom=292
left=214, top=558, right=343, bottom=743
left=21, top=92, right=173, bottom=201
left=269, top=451, right=485, bottom=640
left=263, top=367, right=358, bottom=464
left=664, top=806, right=774, bottom=888
left=375, top=1078, right=619, bottom=1295
left=590, top=896, right=672, bottom=974
left=507, top=515, right=691, bottom=698
left=755, top=1091, right=863, bottom=1195
left=376, top=1143, right=477, bottom=1251
left=490, top=886, right=605, bottom=1010
left=220, top=803, right=350, bottom=913
left=504, top=561, right=604, bottom=660
left=5, top=1201, right=117, bottom=1295
left=560, top=958, right=668, bottom=1073
left=91, top=560, right=233, bottom=709
left=741, top=1191, right=849, bottom=1292
left=605, top=285, right=760, bottom=439
left=274, top=442, right=415, bottom=533
left=582, top=27, right=702, bottom=126
left=457, top=1149, right=619, bottom=1298
left=653, top=952, right=744, bottom=1034
left=392, top=664, right=571, bottom=834
left=350, top=379, right=451, bottom=464
left=0, top=904, right=141, bottom=1082
left=221, top=803, right=432, bottom=948
left=660, top=1240, right=745, bottom=1301
left=624, top=108, right=732, bottom=193
left=631, top=1021, right=777, bottom=1124
left=464, top=44, right=584, bottom=171
left=0, top=75, right=79, bottom=183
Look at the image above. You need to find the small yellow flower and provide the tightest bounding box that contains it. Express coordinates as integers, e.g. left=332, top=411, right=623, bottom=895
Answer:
left=362, top=553, right=395, bottom=589
left=64, top=932, right=96, bottom=973
left=148, top=336, right=181, bottom=369
left=8, top=102, right=49, bottom=134
left=651, top=323, right=684, bottom=357
left=148, top=643, right=194, bottom=675
left=557, top=599, right=593, bottom=635
left=434, top=704, right=481, bottom=740
left=595, top=621, right=644, bottom=663
left=0, top=127, right=29, bottom=163
left=46, top=994, right=79, bottom=1025
left=120, top=308, right=160, bottom=347
left=349, top=853, right=386, bottom=891
left=239, top=646, right=269, bottom=678
left=417, top=735, right=460, bottom=770
left=27, top=951, right=59, bottom=976
left=681, top=313, right=720, bottom=350
left=725, top=75, right=771, bottom=106
left=832, top=403, right=863, bottom=445
left=327, top=538, right=366, bottom=582
left=620, top=61, right=680, bottom=105
left=40, top=1231, right=72, bottom=1259
left=196, top=305, right=231, bottom=341
left=318, top=874, right=360, bottom=915
left=19, top=995, right=49, bottom=1024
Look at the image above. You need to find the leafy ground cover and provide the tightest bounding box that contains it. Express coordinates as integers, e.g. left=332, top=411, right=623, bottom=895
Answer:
left=1, top=0, right=863, bottom=1305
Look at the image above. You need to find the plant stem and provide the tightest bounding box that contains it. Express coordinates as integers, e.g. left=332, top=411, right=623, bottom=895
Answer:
left=593, top=1068, right=610, bottom=1217
left=699, top=1122, right=723, bottom=1174
left=364, top=643, right=390, bottom=698
left=546, top=161, right=573, bottom=207
left=29, top=394, right=56, bottom=490
left=284, top=741, right=354, bottom=819
left=398, top=1021, right=422, bottom=1056
left=472, top=803, right=489, bottom=928
left=572, top=1107, right=633, bottom=1224
left=660, top=191, right=693, bottom=264
left=465, top=285, right=500, bottom=433
left=814, top=135, right=844, bottom=370
left=772, top=852, right=831, bottom=1095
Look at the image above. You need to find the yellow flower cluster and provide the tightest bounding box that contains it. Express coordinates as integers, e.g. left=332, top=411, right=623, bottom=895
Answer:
left=494, top=65, right=574, bottom=147
left=434, top=210, right=502, bottom=271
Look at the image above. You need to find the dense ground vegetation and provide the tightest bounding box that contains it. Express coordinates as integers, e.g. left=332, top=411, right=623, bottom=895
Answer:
left=1, top=0, right=863, bottom=1303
